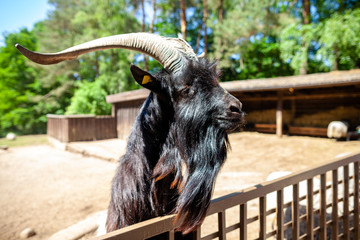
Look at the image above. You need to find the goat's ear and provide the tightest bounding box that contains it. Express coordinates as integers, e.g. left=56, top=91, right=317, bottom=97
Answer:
left=130, top=64, right=161, bottom=92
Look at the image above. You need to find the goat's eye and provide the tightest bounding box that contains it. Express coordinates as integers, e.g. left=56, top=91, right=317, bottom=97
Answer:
left=180, top=86, right=195, bottom=97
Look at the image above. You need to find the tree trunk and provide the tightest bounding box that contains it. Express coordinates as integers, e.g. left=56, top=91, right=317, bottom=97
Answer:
left=195, top=30, right=201, bottom=54
left=141, top=0, right=148, bottom=70
left=333, top=44, right=339, bottom=71
left=149, top=0, right=156, bottom=34
left=218, top=0, right=224, bottom=55
left=95, top=51, right=99, bottom=77
left=180, top=0, right=187, bottom=40
left=218, top=0, right=223, bottom=23
left=302, top=0, right=311, bottom=25
left=300, top=0, right=311, bottom=75
left=203, top=0, right=208, bottom=56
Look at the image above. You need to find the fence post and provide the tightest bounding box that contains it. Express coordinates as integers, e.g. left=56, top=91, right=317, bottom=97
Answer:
left=292, top=183, right=299, bottom=240
left=343, top=165, right=349, bottom=240
left=320, top=173, right=327, bottom=240
left=240, top=203, right=247, bottom=240
left=218, top=211, right=226, bottom=240
left=332, top=169, right=338, bottom=240
left=259, top=196, right=266, bottom=240
left=277, top=189, right=284, bottom=240
left=307, top=178, right=314, bottom=240
left=353, top=162, right=359, bottom=240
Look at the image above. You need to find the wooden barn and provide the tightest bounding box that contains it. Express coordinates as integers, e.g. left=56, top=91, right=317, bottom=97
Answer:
left=106, top=69, right=360, bottom=140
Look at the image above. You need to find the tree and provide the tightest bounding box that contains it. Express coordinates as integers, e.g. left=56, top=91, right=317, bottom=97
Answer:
left=317, top=9, right=360, bottom=70
left=0, top=29, right=47, bottom=136
left=280, top=22, right=318, bottom=75
left=209, top=0, right=293, bottom=80
left=180, top=0, right=187, bottom=39
left=66, top=78, right=112, bottom=115
left=42, top=0, right=140, bottom=115
left=299, top=0, right=311, bottom=75
left=202, top=0, right=208, bottom=56
left=280, top=1, right=360, bottom=74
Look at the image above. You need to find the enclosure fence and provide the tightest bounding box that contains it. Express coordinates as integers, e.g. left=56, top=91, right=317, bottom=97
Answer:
left=92, top=152, right=360, bottom=240
left=47, top=114, right=116, bottom=142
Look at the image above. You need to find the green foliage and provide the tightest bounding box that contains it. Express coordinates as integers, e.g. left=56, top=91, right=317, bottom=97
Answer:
left=317, top=9, right=360, bottom=69
left=280, top=8, right=360, bottom=73
left=0, top=29, right=46, bottom=137
left=66, top=79, right=112, bottom=115
left=279, top=23, right=318, bottom=74
left=233, top=37, right=294, bottom=80
left=209, top=0, right=295, bottom=80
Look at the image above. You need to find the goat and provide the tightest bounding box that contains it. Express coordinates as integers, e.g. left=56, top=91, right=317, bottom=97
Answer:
left=16, top=33, right=244, bottom=235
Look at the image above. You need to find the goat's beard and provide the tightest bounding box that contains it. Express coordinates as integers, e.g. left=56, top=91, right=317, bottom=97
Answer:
left=152, top=112, right=229, bottom=234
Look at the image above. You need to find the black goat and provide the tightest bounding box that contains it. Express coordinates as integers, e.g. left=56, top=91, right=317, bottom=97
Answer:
left=16, top=33, right=244, bottom=235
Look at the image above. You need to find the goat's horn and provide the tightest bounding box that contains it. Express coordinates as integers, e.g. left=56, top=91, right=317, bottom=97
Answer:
left=15, top=32, right=197, bottom=73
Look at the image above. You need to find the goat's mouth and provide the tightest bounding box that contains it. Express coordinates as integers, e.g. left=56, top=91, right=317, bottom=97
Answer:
left=216, top=111, right=245, bottom=131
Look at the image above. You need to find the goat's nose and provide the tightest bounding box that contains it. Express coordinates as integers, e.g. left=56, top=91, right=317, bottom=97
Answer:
left=229, top=97, right=242, bottom=114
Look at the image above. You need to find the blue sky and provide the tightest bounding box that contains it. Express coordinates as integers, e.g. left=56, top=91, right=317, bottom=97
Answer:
left=0, top=0, right=52, bottom=46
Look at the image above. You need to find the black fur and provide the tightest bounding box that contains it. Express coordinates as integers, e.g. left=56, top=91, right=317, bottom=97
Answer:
left=106, top=59, right=244, bottom=235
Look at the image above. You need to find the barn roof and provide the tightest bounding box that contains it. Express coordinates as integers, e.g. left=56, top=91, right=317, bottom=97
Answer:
left=221, top=69, right=360, bottom=93
left=106, top=69, right=360, bottom=104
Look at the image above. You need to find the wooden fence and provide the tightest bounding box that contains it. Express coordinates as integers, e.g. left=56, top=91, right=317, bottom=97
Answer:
left=47, top=114, right=116, bottom=142
left=92, top=152, right=360, bottom=240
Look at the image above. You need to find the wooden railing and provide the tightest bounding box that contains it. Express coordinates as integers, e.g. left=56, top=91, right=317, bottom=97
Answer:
left=92, top=152, right=360, bottom=240
left=47, top=114, right=116, bottom=142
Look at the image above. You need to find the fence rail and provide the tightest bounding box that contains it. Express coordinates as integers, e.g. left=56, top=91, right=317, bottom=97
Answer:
left=92, top=152, right=360, bottom=240
left=47, top=114, right=116, bottom=142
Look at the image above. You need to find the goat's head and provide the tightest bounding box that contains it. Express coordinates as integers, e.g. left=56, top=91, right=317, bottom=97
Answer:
left=16, top=33, right=244, bottom=233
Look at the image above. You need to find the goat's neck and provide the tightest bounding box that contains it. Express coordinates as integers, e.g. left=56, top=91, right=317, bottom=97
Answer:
left=126, top=92, right=173, bottom=167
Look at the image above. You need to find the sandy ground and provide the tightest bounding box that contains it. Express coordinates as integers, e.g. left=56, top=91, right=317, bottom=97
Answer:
left=0, top=132, right=359, bottom=240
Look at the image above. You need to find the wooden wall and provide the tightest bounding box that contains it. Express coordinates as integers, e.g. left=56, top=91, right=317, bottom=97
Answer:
left=238, top=85, right=360, bottom=132
left=47, top=115, right=117, bottom=142
left=114, top=100, right=144, bottom=140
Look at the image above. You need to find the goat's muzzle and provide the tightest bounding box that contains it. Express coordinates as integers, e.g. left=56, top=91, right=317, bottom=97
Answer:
left=217, top=94, right=245, bottom=132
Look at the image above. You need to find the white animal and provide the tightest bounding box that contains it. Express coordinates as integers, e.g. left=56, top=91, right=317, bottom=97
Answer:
left=327, top=121, right=348, bottom=139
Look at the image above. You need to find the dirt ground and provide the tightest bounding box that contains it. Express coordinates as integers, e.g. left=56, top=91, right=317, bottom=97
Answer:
left=0, top=132, right=359, bottom=240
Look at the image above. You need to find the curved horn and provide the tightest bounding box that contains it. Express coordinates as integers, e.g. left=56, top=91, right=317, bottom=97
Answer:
left=15, top=32, right=197, bottom=73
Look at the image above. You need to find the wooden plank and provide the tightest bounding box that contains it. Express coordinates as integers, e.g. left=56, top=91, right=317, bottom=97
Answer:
left=234, top=92, right=360, bottom=101
left=277, top=189, right=284, bottom=240
left=332, top=169, right=338, bottom=240
left=253, top=124, right=276, bottom=133
left=259, top=197, right=266, bottom=240
left=91, top=214, right=176, bottom=240
left=292, top=183, right=299, bottom=240
left=240, top=203, right=247, bottom=240
left=167, top=230, right=175, bottom=240
left=353, top=162, right=359, bottom=240
left=288, top=126, right=328, bottom=137
left=64, top=118, right=69, bottom=142
left=192, top=228, right=201, bottom=240
left=218, top=211, right=226, bottom=240
left=320, top=173, right=327, bottom=240
left=343, top=165, right=350, bottom=240
left=276, top=91, right=283, bottom=137
left=106, top=88, right=149, bottom=103
left=307, top=178, right=314, bottom=240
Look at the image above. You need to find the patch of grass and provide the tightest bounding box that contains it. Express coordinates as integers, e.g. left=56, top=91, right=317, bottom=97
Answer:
left=0, top=134, right=48, bottom=148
